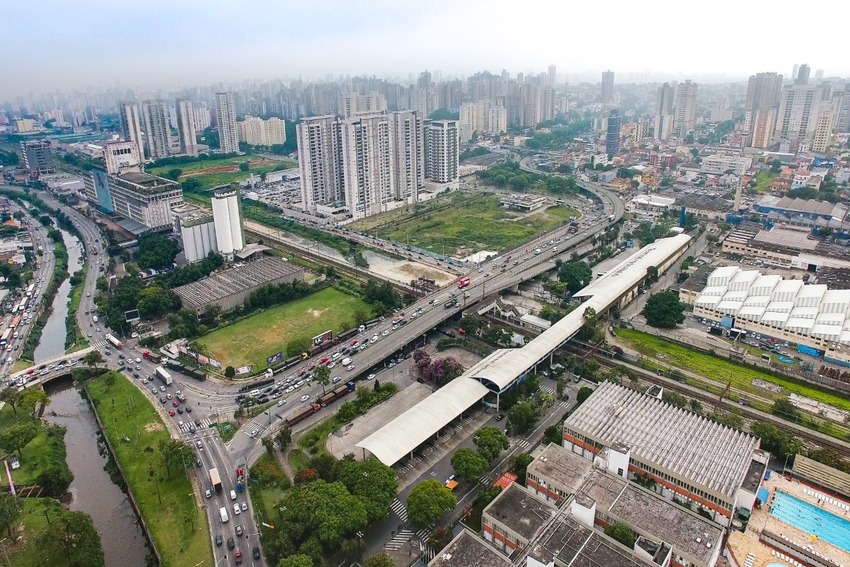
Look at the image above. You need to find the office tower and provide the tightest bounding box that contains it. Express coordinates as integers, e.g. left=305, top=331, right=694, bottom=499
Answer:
left=215, top=92, right=239, bottom=153
left=795, top=64, right=810, bottom=85
left=548, top=64, right=557, bottom=88
left=297, top=115, right=346, bottom=211
left=211, top=186, right=245, bottom=255
left=424, top=119, right=458, bottom=185
left=653, top=83, right=675, bottom=140
left=20, top=140, right=54, bottom=174
left=606, top=110, right=621, bottom=156
left=774, top=84, right=828, bottom=142
left=141, top=99, right=171, bottom=159
left=745, top=72, right=783, bottom=147
left=601, top=70, right=615, bottom=104
left=175, top=99, right=198, bottom=156
left=674, top=80, right=698, bottom=137
left=119, top=102, right=145, bottom=161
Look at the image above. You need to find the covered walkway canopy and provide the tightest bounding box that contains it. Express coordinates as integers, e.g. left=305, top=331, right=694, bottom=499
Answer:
left=357, top=234, right=692, bottom=466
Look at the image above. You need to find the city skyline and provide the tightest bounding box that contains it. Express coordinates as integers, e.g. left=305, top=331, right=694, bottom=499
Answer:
left=4, top=0, right=850, bottom=100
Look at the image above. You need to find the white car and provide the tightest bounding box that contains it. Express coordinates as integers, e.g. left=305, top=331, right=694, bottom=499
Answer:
left=346, top=364, right=355, bottom=371
left=230, top=489, right=237, bottom=500
left=300, top=394, right=310, bottom=402
left=332, top=376, right=341, bottom=383
left=233, top=503, right=241, bottom=516
left=382, top=329, right=390, bottom=336
left=205, top=489, right=212, bottom=499
left=241, top=502, right=248, bottom=512
left=135, top=357, right=142, bottom=363
left=371, top=335, right=379, bottom=344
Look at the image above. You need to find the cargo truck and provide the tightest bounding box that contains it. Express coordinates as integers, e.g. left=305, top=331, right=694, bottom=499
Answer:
left=142, top=351, right=161, bottom=363
left=236, top=467, right=245, bottom=493
left=105, top=334, right=123, bottom=349
left=210, top=467, right=223, bottom=494
left=154, top=366, right=173, bottom=386
left=284, top=403, right=321, bottom=427
left=457, top=276, right=471, bottom=289
left=317, top=381, right=356, bottom=407
left=219, top=506, right=229, bottom=523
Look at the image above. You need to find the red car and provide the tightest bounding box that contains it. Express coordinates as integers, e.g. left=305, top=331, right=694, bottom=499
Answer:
left=234, top=550, right=242, bottom=565
left=172, top=400, right=179, bottom=407
left=350, top=340, right=359, bottom=347
left=298, top=368, right=307, bottom=376
left=168, top=409, right=175, bottom=416
left=320, top=356, right=329, bottom=364
left=26, top=368, right=35, bottom=375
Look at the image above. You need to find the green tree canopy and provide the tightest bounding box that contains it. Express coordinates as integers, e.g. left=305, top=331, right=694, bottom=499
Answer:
left=363, top=553, right=396, bottom=567
left=336, top=458, right=398, bottom=523
left=406, top=479, right=456, bottom=527
left=558, top=261, right=592, bottom=293
left=280, top=480, right=368, bottom=548
left=605, top=522, right=635, bottom=549
left=0, top=494, right=20, bottom=538
left=576, top=386, right=594, bottom=405
left=312, top=364, right=331, bottom=395
left=643, top=291, right=686, bottom=328
left=508, top=401, right=537, bottom=433
left=135, top=232, right=179, bottom=270
left=451, top=448, right=489, bottom=481
left=277, top=554, right=314, bottom=567
left=39, top=509, right=105, bottom=567
left=0, top=422, right=38, bottom=459
left=473, top=426, right=510, bottom=463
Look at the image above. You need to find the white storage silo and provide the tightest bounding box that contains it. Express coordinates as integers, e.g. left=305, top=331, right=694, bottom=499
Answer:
left=211, top=186, right=245, bottom=256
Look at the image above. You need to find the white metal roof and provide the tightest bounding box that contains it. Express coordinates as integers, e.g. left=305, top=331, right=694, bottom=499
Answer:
left=564, top=382, right=760, bottom=500
left=356, top=378, right=490, bottom=466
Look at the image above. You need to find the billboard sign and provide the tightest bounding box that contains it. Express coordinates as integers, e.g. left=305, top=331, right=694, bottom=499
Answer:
left=312, top=330, right=333, bottom=346
left=235, top=365, right=253, bottom=375
left=266, top=352, right=283, bottom=366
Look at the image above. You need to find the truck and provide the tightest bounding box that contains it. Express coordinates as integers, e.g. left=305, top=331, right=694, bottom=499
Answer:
left=318, top=381, right=356, bottom=407
left=9, top=316, right=21, bottom=329
left=457, top=276, right=471, bottom=289
left=284, top=403, right=322, bottom=427
left=142, top=351, right=161, bottom=363
left=154, top=366, right=173, bottom=386
left=236, top=467, right=245, bottom=493
left=210, top=467, right=223, bottom=494
left=106, top=334, right=123, bottom=349
left=176, top=392, right=186, bottom=403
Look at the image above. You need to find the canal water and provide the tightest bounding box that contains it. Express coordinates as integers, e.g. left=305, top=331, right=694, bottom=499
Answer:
left=44, top=377, right=149, bottom=567
left=33, top=228, right=83, bottom=362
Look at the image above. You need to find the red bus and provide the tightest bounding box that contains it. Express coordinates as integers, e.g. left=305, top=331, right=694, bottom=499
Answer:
left=458, top=276, right=471, bottom=289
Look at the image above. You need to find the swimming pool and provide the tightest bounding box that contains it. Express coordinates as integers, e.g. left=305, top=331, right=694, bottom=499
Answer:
left=770, top=491, right=850, bottom=553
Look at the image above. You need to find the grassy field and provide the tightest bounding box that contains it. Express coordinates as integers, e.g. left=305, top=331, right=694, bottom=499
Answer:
left=87, top=372, right=211, bottom=567
left=0, top=405, right=66, bottom=487
left=349, top=192, right=579, bottom=257
left=7, top=498, right=79, bottom=566
left=618, top=328, right=850, bottom=412
left=751, top=171, right=776, bottom=193
left=148, top=155, right=295, bottom=190
left=194, top=288, right=372, bottom=370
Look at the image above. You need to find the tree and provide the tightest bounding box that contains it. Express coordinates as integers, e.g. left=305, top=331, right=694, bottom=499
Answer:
left=605, top=522, right=636, bottom=549
left=84, top=351, right=104, bottom=375
left=646, top=266, right=659, bottom=285
left=137, top=286, right=176, bottom=319
left=224, top=366, right=236, bottom=378
left=576, top=386, right=594, bottom=405
left=0, top=494, right=20, bottom=538
left=558, top=261, right=592, bottom=293
left=508, top=401, right=537, bottom=433
left=512, top=453, right=535, bottom=484
left=770, top=159, right=782, bottom=174
left=135, top=232, right=178, bottom=270
left=158, top=438, right=195, bottom=479
left=165, top=168, right=183, bottom=181
left=312, top=364, right=331, bottom=395
left=336, top=458, right=398, bottom=522
left=0, top=422, right=38, bottom=459
left=473, top=426, right=510, bottom=463
left=451, top=448, right=489, bottom=481
left=643, top=291, right=686, bottom=328
left=103, top=373, right=116, bottom=391
left=406, top=479, right=456, bottom=527
left=294, top=468, right=320, bottom=484
left=277, top=554, right=314, bottom=567
left=239, top=161, right=250, bottom=172
left=0, top=388, right=22, bottom=415
left=363, top=553, right=395, bottom=567
left=262, top=436, right=275, bottom=455
left=280, top=480, right=368, bottom=548
left=37, top=462, right=74, bottom=497
left=39, top=509, right=105, bottom=567
left=276, top=426, right=292, bottom=451
left=772, top=398, right=801, bottom=422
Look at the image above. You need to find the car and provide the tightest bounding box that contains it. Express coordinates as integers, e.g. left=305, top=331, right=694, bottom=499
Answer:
left=233, top=503, right=241, bottom=516
left=87, top=333, right=92, bottom=337
left=346, top=364, right=355, bottom=371
left=300, top=394, right=310, bottom=402
left=332, top=352, right=341, bottom=360
left=172, top=400, right=179, bottom=407
left=206, top=489, right=212, bottom=499
left=388, top=362, right=396, bottom=368
left=332, top=376, right=341, bottom=383
left=327, top=361, right=336, bottom=369
left=167, top=393, right=172, bottom=399
left=151, top=388, right=158, bottom=395
left=227, top=537, right=235, bottom=550
left=185, top=407, right=192, bottom=413
left=135, top=365, right=141, bottom=370
left=143, top=378, right=149, bottom=384
left=241, top=501, right=248, bottom=512
left=250, top=429, right=258, bottom=438
left=135, top=357, right=141, bottom=363
left=159, top=386, right=166, bottom=392
left=230, top=489, right=237, bottom=500
left=382, top=329, right=390, bottom=336
left=253, top=547, right=261, bottom=560
left=285, top=386, right=294, bottom=393
left=168, top=409, right=175, bottom=416
left=367, top=373, right=376, bottom=380
left=235, top=524, right=243, bottom=536
left=234, top=550, right=242, bottom=565
left=194, top=419, right=202, bottom=427
left=96, top=328, right=100, bottom=332
left=495, top=413, right=505, bottom=421
left=371, top=335, right=379, bottom=343
left=159, top=397, right=166, bottom=404
left=277, top=399, right=285, bottom=406
left=215, top=534, right=222, bottom=547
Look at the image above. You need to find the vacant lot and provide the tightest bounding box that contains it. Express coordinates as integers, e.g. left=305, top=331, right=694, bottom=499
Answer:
left=87, top=372, right=211, bottom=567
left=148, top=156, right=295, bottom=190
left=618, top=328, right=850, bottom=412
left=349, top=192, right=579, bottom=257
left=194, top=287, right=372, bottom=370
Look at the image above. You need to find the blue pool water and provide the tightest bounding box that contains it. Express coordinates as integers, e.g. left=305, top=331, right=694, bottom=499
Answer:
left=770, top=491, right=850, bottom=553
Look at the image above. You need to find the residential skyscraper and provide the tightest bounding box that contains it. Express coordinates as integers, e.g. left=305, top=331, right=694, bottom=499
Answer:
left=812, top=107, right=835, bottom=153
left=237, top=116, right=286, bottom=146
left=214, top=92, right=239, bottom=153
left=774, top=84, right=828, bottom=143
left=601, top=70, right=615, bottom=104
left=424, top=119, right=458, bottom=185
left=297, top=115, right=345, bottom=211
left=175, top=99, right=198, bottom=156
left=341, top=91, right=387, bottom=118
left=837, top=84, right=850, bottom=133
left=548, top=64, right=557, bottom=88
left=606, top=109, right=621, bottom=156
left=745, top=72, right=783, bottom=148
left=674, top=80, right=698, bottom=137
left=653, top=83, right=675, bottom=140
left=140, top=100, right=171, bottom=159
left=119, top=102, right=145, bottom=161
left=795, top=64, right=810, bottom=85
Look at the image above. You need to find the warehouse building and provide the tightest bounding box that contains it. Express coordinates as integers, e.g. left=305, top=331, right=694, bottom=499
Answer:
left=722, top=223, right=850, bottom=272
left=693, top=265, right=850, bottom=366
left=173, top=256, right=304, bottom=314
left=563, top=381, right=768, bottom=526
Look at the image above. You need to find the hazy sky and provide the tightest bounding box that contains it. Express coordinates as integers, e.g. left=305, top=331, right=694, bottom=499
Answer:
left=4, top=0, right=849, bottom=99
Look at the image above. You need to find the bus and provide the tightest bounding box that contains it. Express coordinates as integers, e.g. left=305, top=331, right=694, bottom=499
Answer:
left=25, top=284, right=34, bottom=297
left=0, top=329, right=10, bottom=346
left=9, top=316, right=21, bottom=329
left=458, top=276, right=471, bottom=289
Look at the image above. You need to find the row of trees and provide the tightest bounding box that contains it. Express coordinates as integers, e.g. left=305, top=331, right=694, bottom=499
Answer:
left=477, top=160, right=577, bottom=194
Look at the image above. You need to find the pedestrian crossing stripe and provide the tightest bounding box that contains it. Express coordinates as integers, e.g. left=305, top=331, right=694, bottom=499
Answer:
left=390, top=498, right=408, bottom=522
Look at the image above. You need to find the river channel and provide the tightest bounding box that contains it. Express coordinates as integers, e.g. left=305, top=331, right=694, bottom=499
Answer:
left=36, top=227, right=148, bottom=566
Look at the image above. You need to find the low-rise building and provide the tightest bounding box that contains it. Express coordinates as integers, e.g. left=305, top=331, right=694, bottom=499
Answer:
left=87, top=170, right=184, bottom=230
left=482, top=483, right=558, bottom=556
left=626, top=194, right=675, bottom=218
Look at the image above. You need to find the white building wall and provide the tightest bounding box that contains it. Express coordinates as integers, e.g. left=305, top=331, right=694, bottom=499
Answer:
left=181, top=221, right=217, bottom=263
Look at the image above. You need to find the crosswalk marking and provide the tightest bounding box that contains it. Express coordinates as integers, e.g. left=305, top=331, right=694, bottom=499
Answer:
left=178, top=418, right=213, bottom=435
left=91, top=340, right=107, bottom=349
left=541, top=385, right=555, bottom=395
left=515, top=438, right=530, bottom=448
left=390, top=498, right=408, bottom=522
left=384, top=529, right=415, bottom=551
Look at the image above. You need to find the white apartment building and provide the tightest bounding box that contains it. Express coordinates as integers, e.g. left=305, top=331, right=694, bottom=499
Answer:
left=654, top=83, right=675, bottom=141
left=237, top=116, right=286, bottom=147
left=341, top=91, right=387, bottom=118
left=460, top=100, right=508, bottom=135
left=119, top=102, right=145, bottom=162
left=193, top=105, right=211, bottom=133
left=175, top=99, right=198, bottom=156
left=674, top=80, right=698, bottom=137
left=215, top=92, right=239, bottom=154
left=297, top=115, right=346, bottom=211
left=700, top=155, right=752, bottom=176
left=773, top=84, right=829, bottom=144
left=812, top=106, right=835, bottom=153
left=424, top=119, right=459, bottom=185
left=141, top=99, right=171, bottom=159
